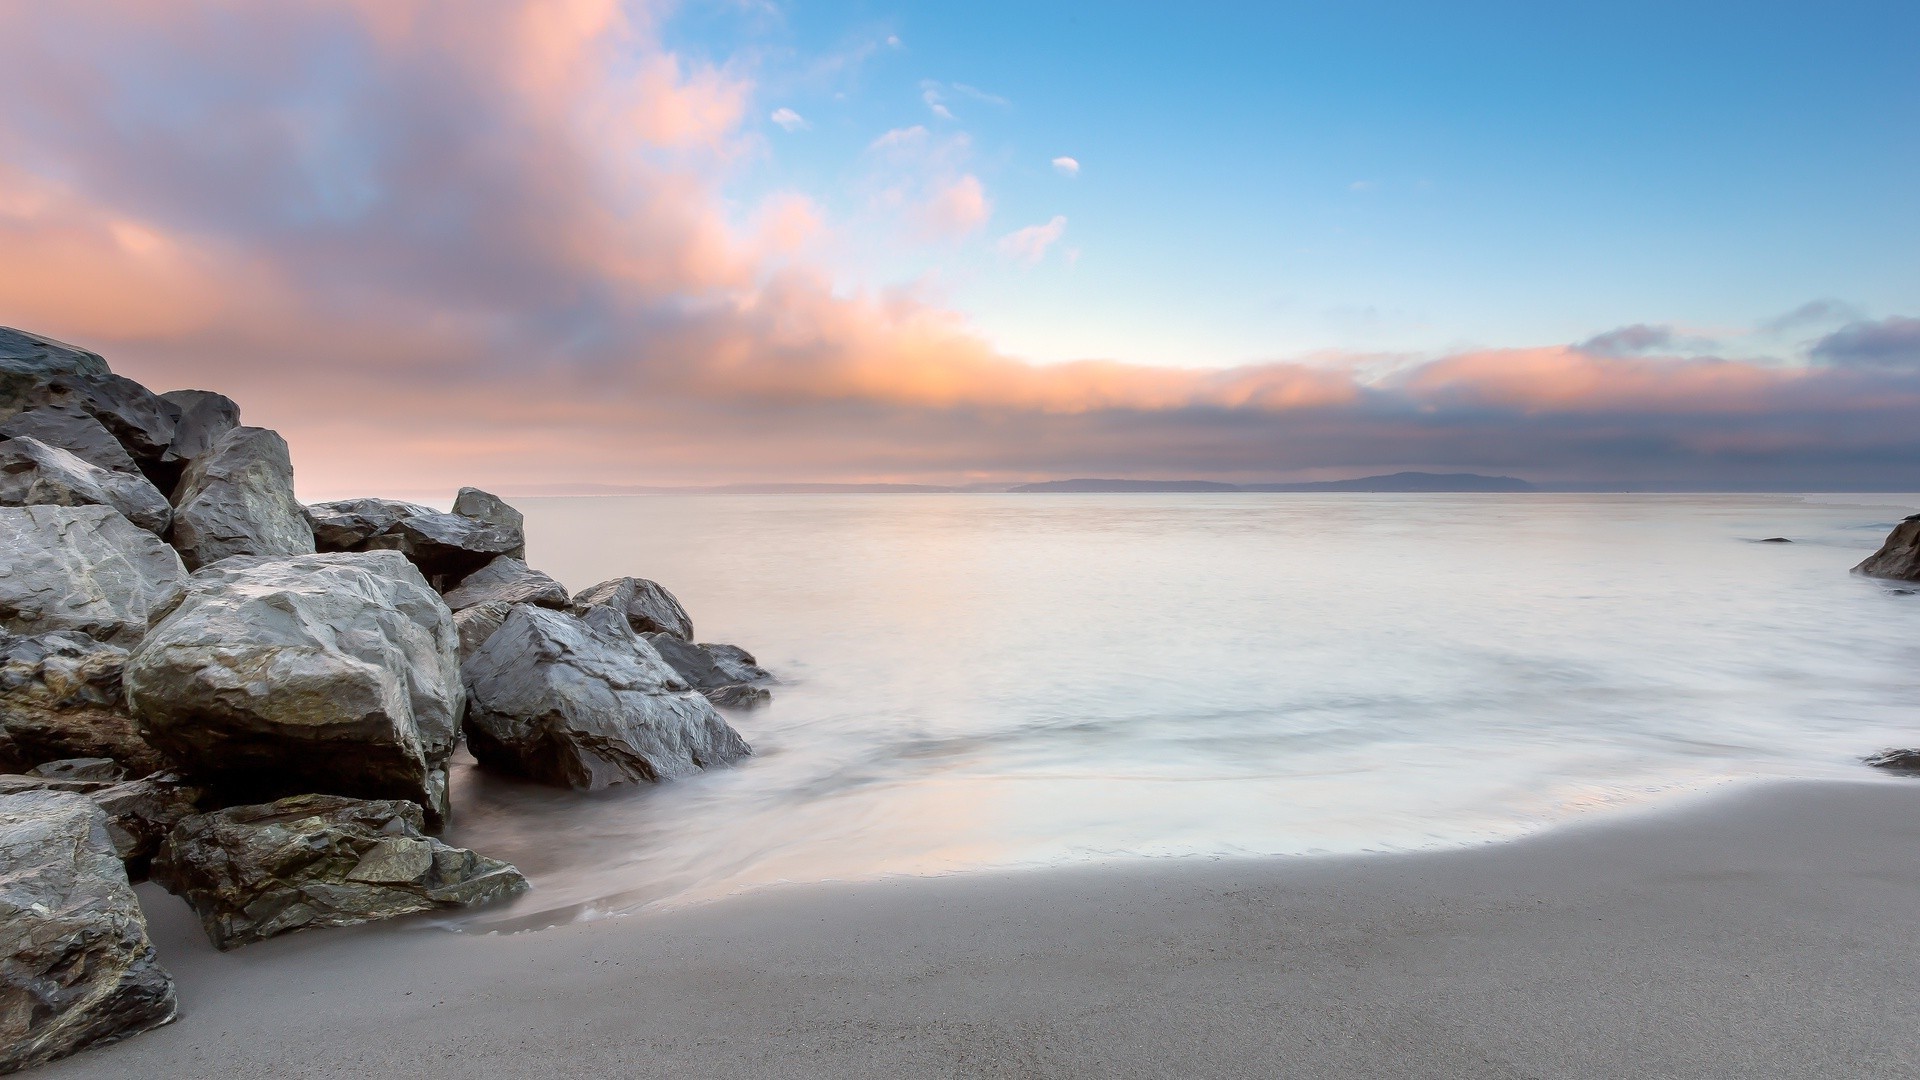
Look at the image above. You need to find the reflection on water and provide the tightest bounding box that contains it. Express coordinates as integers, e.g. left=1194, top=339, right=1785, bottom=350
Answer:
left=435, top=493, right=1920, bottom=929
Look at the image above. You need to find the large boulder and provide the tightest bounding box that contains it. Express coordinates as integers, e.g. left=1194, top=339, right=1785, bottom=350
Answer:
left=309, top=499, right=518, bottom=590
left=167, top=426, right=315, bottom=570
left=307, top=497, right=439, bottom=550
left=441, top=556, right=568, bottom=612
left=0, top=771, right=203, bottom=874
left=0, top=407, right=140, bottom=476
left=0, top=436, right=171, bottom=534
left=643, top=632, right=773, bottom=709
left=0, top=790, right=175, bottom=1071
left=0, top=329, right=109, bottom=421
left=572, top=576, right=694, bottom=639
left=1854, top=516, right=1920, bottom=582
left=125, top=552, right=463, bottom=822
left=158, top=389, right=240, bottom=467
left=0, top=505, right=187, bottom=647
left=451, top=487, right=527, bottom=559
left=0, top=630, right=163, bottom=774
left=152, top=794, right=528, bottom=950
left=463, top=605, right=750, bottom=789
left=4, top=372, right=181, bottom=487
left=451, top=600, right=514, bottom=662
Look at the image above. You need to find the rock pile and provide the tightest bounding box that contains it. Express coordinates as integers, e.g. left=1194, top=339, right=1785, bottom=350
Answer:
left=0, top=327, right=772, bottom=1071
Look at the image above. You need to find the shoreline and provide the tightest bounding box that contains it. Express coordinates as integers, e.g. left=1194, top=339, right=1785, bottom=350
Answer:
left=41, top=776, right=1920, bottom=1078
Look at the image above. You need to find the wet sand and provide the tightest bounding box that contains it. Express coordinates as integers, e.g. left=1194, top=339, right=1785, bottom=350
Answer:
left=41, top=779, right=1920, bottom=1079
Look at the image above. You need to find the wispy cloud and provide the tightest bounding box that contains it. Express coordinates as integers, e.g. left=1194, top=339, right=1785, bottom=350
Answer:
left=921, top=86, right=955, bottom=120
left=1051, top=156, right=1080, bottom=177
left=770, top=107, right=809, bottom=132
left=951, top=83, right=1010, bottom=106
left=1812, top=316, right=1920, bottom=369
left=999, top=216, right=1068, bottom=263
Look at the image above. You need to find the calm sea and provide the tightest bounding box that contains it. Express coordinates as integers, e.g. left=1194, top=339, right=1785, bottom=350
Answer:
left=437, top=493, right=1920, bottom=929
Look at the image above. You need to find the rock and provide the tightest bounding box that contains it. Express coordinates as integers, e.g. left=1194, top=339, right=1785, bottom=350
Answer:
left=0, top=630, right=163, bottom=774
left=0, top=406, right=141, bottom=475
left=1864, top=748, right=1920, bottom=773
left=463, top=605, right=749, bottom=790
left=390, top=512, right=523, bottom=589
left=451, top=487, right=527, bottom=559
left=0, top=436, right=171, bottom=534
left=0, top=790, right=175, bottom=1071
left=0, top=505, right=187, bottom=648
left=1853, top=519, right=1920, bottom=582
left=167, top=426, right=315, bottom=570
left=159, top=390, right=240, bottom=467
left=0, top=328, right=110, bottom=424
left=152, top=794, right=527, bottom=950
left=642, top=633, right=773, bottom=708
left=0, top=772, right=203, bottom=873
left=573, top=576, right=694, bottom=639
left=441, top=557, right=568, bottom=612
left=27, top=758, right=125, bottom=782
left=1758, top=537, right=1792, bottom=543
left=125, top=551, right=463, bottom=823
left=452, top=600, right=515, bottom=663
left=7, top=373, right=181, bottom=478
left=307, top=497, right=439, bottom=550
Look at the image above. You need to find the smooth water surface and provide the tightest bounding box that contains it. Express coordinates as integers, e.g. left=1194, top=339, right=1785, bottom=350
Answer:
left=439, top=493, right=1920, bottom=928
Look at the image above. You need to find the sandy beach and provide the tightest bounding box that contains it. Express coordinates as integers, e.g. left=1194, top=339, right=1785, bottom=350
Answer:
left=36, top=778, right=1920, bottom=1079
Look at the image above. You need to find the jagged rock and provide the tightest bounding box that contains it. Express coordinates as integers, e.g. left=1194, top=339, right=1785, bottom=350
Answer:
left=125, top=551, right=462, bottom=823
left=0, top=790, right=175, bottom=1071
left=390, top=513, right=522, bottom=589
left=441, top=557, right=568, bottom=612
left=0, top=406, right=140, bottom=475
left=0, top=771, right=202, bottom=873
left=307, top=497, right=438, bottom=550
left=451, top=487, right=526, bottom=559
left=7, top=373, right=180, bottom=477
left=159, top=389, right=240, bottom=467
left=27, top=758, right=124, bottom=782
left=0, top=630, right=162, bottom=774
left=167, top=426, right=315, bottom=570
left=573, top=576, right=694, bottom=639
left=642, top=633, right=773, bottom=709
left=0, top=328, right=110, bottom=424
left=462, top=605, right=749, bottom=789
left=0, top=436, right=171, bottom=534
left=1854, top=518, right=1920, bottom=582
left=152, top=794, right=527, bottom=950
left=452, top=600, right=514, bottom=662
left=0, top=505, right=187, bottom=648
left=1864, top=748, right=1920, bottom=773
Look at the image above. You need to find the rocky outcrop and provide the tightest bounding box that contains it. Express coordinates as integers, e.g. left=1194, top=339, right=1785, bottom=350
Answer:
left=573, top=576, right=694, bottom=639
left=442, top=556, right=568, bottom=611
left=125, top=552, right=462, bottom=822
left=307, top=497, right=438, bottom=550
left=0, top=771, right=203, bottom=873
left=0, top=436, right=171, bottom=534
left=0, top=631, right=163, bottom=774
left=463, top=605, right=750, bottom=789
left=1853, top=517, right=1920, bottom=582
left=643, top=633, right=773, bottom=709
left=159, top=390, right=240, bottom=467
left=167, top=426, right=315, bottom=570
left=0, top=505, right=187, bottom=648
left=451, top=487, right=527, bottom=559
left=152, top=794, right=527, bottom=950
left=0, top=407, right=140, bottom=476
left=0, top=790, right=175, bottom=1072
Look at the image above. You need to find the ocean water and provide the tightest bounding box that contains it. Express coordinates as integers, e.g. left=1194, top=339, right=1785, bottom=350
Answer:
left=437, top=493, right=1920, bottom=929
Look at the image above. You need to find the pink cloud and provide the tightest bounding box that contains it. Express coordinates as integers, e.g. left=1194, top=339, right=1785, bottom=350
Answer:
left=921, top=175, right=993, bottom=238
left=998, top=216, right=1068, bottom=263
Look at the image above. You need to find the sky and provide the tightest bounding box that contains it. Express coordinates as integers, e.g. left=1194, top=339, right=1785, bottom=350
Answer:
left=0, top=0, right=1916, bottom=497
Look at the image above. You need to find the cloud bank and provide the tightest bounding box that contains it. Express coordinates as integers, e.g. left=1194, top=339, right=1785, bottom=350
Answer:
left=0, top=0, right=1915, bottom=497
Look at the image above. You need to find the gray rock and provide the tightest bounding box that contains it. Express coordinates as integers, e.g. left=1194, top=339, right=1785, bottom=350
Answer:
left=642, top=633, right=773, bottom=708
left=462, top=605, right=749, bottom=790
left=1864, top=748, right=1920, bottom=773
left=442, top=557, right=568, bottom=612
left=0, top=790, right=175, bottom=1071
left=151, top=794, right=527, bottom=950
left=0, top=505, right=187, bottom=648
left=159, top=389, right=240, bottom=467
left=307, top=497, right=438, bottom=550
left=1853, top=519, right=1920, bottom=582
left=452, top=488, right=527, bottom=559
left=573, top=576, right=694, bottom=639
left=0, top=771, right=203, bottom=873
left=0, top=328, right=110, bottom=426
left=0, top=407, right=140, bottom=475
left=0, top=630, right=163, bottom=774
left=26, top=758, right=125, bottom=782
left=452, top=600, right=515, bottom=663
left=0, top=436, right=171, bottom=534
left=7, top=373, right=180, bottom=470
left=704, top=684, right=772, bottom=709
left=391, top=512, right=523, bottom=588
left=125, top=551, right=463, bottom=823
left=168, top=426, right=315, bottom=570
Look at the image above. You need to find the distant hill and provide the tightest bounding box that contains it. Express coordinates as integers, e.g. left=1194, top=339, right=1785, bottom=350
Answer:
left=1008, top=472, right=1534, bottom=494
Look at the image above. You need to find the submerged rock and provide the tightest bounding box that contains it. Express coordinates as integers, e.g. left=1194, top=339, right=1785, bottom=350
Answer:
left=1853, top=518, right=1920, bottom=582
left=0, top=630, right=162, bottom=774
left=0, top=436, right=171, bottom=534
left=152, top=794, right=528, bottom=950
left=451, top=487, right=527, bottom=559
left=703, top=683, right=772, bottom=709
left=573, top=576, right=694, bottom=639
left=0, top=505, right=187, bottom=648
left=463, top=605, right=749, bottom=790
left=125, top=551, right=463, bottom=823
left=0, top=406, right=141, bottom=476
left=168, top=426, right=315, bottom=570
left=441, top=556, right=568, bottom=612
left=0, top=790, right=175, bottom=1072
left=642, top=633, right=773, bottom=709
left=1864, top=748, right=1920, bottom=773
